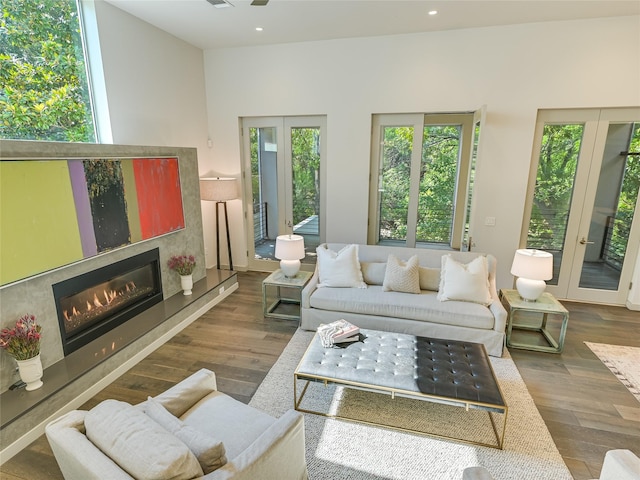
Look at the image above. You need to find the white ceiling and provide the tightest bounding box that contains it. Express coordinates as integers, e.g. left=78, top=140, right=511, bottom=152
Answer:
left=105, top=0, right=640, bottom=50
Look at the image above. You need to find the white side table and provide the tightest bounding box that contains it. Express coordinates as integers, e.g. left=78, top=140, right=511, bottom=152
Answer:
left=499, top=289, right=569, bottom=353
left=262, top=269, right=312, bottom=321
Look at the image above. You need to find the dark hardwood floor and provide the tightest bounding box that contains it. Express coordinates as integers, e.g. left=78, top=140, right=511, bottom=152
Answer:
left=1, top=271, right=638, bottom=479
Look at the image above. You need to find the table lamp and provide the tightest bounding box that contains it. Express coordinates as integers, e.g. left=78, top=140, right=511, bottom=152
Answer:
left=200, top=177, right=238, bottom=270
left=510, top=249, right=553, bottom=301
left=275, top=234, right=305, bottom=278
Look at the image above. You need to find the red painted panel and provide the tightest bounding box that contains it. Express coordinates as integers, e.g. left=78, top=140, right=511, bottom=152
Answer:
left=132, top=158, right=185, bottom=239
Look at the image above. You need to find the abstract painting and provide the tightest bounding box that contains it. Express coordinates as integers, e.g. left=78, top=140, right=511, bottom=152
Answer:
left=0, top=157, right=185, bottom=286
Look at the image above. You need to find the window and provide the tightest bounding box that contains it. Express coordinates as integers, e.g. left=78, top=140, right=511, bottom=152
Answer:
left=0, top=0, right=96, bottom=142
left=368, top=113, right=477, bottom=250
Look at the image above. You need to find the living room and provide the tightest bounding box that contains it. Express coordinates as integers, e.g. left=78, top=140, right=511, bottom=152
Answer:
left=1, top=1, right=639, bottom=479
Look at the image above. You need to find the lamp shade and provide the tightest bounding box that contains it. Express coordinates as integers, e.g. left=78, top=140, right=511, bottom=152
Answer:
left=199, top=177, right=238, bottom=202
left=275, top=234, right=305, bottom=277
left=510, top=249, right=553, bottom=280
left=511, top=249, right=553, bottom=301
left=275, top=234, right=305, bottom=260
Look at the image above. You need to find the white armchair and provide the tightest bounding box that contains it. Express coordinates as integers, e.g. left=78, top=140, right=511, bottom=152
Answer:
left=45, top=369, right=308, bottom=480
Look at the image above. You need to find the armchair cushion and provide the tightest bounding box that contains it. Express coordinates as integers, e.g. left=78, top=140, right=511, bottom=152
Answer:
left=180, top=390, right=276, bottom=460
left=84, top=399, right=203, bottom=480
left=145, top=396, right=227, bottom=474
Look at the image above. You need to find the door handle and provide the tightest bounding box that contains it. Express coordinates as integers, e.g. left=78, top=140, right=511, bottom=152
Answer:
left=579, top=237, right=595, bottom=245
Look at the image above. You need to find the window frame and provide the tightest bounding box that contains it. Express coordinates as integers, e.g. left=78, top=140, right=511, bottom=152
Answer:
left=368, top=112, right=474, bottom=249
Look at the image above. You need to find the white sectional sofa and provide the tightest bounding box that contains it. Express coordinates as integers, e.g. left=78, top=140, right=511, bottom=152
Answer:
left=300, top=243, right=507, bottom=357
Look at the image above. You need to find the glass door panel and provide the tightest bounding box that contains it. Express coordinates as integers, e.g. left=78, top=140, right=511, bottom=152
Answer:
left=250, top=126, right=280, bottom=261
left=378, top=126, right=414, bottom=244
left=526, top=123, right=584, bottom=285
left=578, top=122, right=640, bottom=290
left=290, top=126, right=321, bottom=263
left=416, top=124, right=461, bottom=246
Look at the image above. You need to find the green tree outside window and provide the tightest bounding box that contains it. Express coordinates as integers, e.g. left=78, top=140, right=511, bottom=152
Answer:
left=1, top=0, right=96, bottom=142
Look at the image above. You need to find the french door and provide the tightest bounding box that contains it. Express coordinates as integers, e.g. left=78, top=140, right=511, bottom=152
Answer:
left=241, top=116, right=326, bottom=271
left=522, top=108, right=640, bottom=305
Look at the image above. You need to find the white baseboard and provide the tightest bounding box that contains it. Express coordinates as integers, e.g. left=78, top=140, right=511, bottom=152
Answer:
left=626, top=300, right=640, bottom=311
left=0, top=283, right=238, bottom=465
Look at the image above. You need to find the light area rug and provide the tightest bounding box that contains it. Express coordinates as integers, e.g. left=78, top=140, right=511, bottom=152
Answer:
left=585, top=342, right=640, bottom=403
left=249, top=329, right=572, bottom=480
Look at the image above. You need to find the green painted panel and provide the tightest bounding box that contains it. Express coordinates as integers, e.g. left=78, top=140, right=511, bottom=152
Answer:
left=0, top=161, right=83, bottom=285
left=121, top=159, right=142, bottom=244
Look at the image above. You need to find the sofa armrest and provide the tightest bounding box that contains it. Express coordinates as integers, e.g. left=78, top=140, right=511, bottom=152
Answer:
left=206, top=409, right=308, bottom=480
left=489, top=300, right=507, bottom=334
left=301, top=268, right=319, bottom=309
left=45, top=410, right=134, bottom=480
left=599, top=449, right=640, bottom=480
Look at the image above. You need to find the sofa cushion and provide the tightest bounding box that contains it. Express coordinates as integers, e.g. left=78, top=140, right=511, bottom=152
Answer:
left=438, top=255, right=492, bottom=306
left=180, top=390, right=277, bottom=460
left=316, top=244, right=366, bottom=288
left=85, top=399, right=203, bottom=480
left=419, top=266, right=440, bottom=291
left=360, top=262, right=386, bottom=285
left=383, top=254, right=420, bottom=294
left=145, top=397, right=227, bottom=474
left=310, top=285, right=494, bottom=329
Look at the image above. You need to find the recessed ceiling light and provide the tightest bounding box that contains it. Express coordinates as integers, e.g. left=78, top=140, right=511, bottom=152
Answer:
left=428, top=10, right=438, bottom=16
left=256, top=27, right=264, bottom=32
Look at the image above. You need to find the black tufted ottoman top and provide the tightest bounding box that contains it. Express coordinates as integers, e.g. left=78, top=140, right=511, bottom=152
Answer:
left=295, top=329, right=506, bottom=410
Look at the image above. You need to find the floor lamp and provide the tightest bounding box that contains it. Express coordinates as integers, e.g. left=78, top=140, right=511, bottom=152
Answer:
left=200, top=177, right=238, bottom=270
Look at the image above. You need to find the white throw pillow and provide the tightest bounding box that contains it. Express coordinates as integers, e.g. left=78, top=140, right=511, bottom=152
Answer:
left=145, top=397, right=227, bottom=474
left=383, top=254, right=420, bottom=294
left=419, top=266, right=440, bottom=291
left=316, top=244, right=367, bottom=288
left=153, top=368, right=217, bottom=417
left=85, top=399, right=203, bottom=480
left=437, top=255, right=492, bottom=305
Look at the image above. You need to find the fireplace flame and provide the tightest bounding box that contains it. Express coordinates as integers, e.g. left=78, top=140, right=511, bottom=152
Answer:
left=62, top=279, right=147, bottom=327
left=94, top=293, right=104, bottom=308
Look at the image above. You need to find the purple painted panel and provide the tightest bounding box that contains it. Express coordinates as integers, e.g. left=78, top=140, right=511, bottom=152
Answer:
left=68, top=160, right=97, bottom=257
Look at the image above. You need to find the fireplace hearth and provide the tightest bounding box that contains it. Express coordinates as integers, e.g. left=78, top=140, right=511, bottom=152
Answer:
left=53, top=249, right=163, bottom=355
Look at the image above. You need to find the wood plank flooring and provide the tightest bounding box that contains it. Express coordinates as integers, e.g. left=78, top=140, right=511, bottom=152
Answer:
left=1, top=271, right=638, bottom=479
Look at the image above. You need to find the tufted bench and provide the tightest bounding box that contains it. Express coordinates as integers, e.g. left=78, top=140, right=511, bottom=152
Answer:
left=294, top=329, right=508, bottom=448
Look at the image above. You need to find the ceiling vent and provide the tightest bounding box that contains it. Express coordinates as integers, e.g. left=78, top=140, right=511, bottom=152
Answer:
left=206, top=0, right=234, bottom=8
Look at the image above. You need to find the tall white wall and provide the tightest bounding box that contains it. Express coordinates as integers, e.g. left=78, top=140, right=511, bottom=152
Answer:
left=94, top=0, right=211, bottom=173
left=203, top=15, right=640, bottom=301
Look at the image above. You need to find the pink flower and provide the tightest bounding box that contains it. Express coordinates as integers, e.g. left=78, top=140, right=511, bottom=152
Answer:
left=0, top=314, right=42, bottom=360
left=167, top=254, right=197, bottom=276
